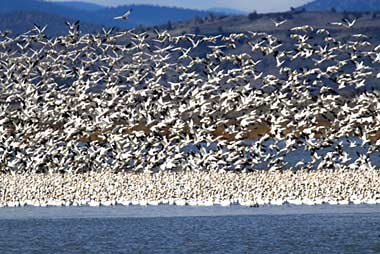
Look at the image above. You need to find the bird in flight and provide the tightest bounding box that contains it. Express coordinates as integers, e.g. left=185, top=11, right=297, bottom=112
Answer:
left=114, top=8, right=132, bottom=20
left=330, top=18, right=357, bottom=28
left=343, top=18, right=357, bottom=28
left=271, top=19, right=287, bottom=27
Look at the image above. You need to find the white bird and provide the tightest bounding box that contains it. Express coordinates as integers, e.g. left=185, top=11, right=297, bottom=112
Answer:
left=330, top=18, right=357, bottom=28
left=271, top=19, right=287, bottom=27
left=114, top=8, right=132, bottom=20
left=343, top=18, right=357, bottom=28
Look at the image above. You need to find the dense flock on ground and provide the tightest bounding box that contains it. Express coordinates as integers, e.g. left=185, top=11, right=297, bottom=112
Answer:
left=0, top=20, right=380, bottom=174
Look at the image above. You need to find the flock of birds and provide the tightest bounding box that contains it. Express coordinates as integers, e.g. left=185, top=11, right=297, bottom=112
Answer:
left=2, top=169, right=380, bottom=207
left=0, top=17, right=380, bottom=175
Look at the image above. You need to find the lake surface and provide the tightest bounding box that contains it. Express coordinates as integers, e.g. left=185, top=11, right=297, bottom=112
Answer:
left=1, top=205, right=380, bottom=253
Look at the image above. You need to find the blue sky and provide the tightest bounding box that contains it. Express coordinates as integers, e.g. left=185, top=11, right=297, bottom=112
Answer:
left=49, top=0, right=313, bottom=13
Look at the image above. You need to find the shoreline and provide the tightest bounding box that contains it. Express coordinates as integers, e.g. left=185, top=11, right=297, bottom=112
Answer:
left=1, top=169, right=380, bottom=208
left=1, top=204, right=380, bottom=220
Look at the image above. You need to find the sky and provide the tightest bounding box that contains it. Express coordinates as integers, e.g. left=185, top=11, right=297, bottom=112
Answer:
left=49, top=0, right=314, bottom=13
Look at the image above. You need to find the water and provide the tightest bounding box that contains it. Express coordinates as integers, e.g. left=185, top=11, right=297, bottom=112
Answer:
left=0, top=205, right=380, bottom=253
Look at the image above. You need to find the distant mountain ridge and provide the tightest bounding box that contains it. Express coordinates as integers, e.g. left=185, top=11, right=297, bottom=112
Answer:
left=300, top=0, right=380, bottom=12
left=207, top=7, right=247, bottom=15
left=0, top=10, right=105, bottom=36
left=0, top=0, right=218, bottom=30
left=53, top=1, right=105, bottom=11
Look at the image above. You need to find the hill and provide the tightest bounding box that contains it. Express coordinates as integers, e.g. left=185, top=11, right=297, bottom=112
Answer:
left=0, top=11, right=105, bottom=36
left=299, top=0, right=380, bottom=12
left=0, top=0, right=218, bottom=29
left=146, top=10, right=380, bottom=94
left=53, top=1, right=105, bottom=11
left=207, top=7, right=247, bottom=15
left=157, top=10, right=380, bottom=37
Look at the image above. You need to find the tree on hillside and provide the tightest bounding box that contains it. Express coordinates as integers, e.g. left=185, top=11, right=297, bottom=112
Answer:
left=193, top=16, right=204, bottom=25
left=352, top=12, right=363, bottom=19
left=167, top=21, right=172, bottom=30
left=208, top=13, right=215, bottom=21
left=248, top=11, right=259, bottom=21
left=283, top=12, right=293, bottom=20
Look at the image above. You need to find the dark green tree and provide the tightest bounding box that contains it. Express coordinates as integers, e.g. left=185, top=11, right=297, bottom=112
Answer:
left=167, top=21, right=173, bottom=30
left=248, top=11, right=258, bottom=20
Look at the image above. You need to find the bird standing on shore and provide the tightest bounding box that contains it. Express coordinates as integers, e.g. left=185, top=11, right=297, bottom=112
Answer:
left=114, top=8, right=133, bottom=20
